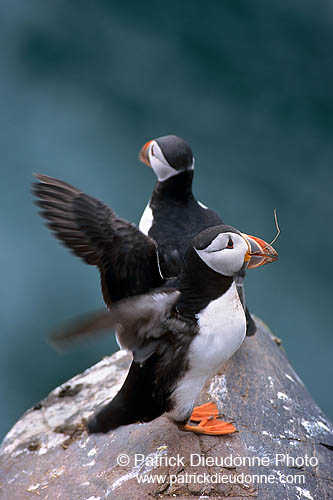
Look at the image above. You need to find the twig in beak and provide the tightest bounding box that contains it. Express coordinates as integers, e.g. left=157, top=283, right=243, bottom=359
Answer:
left=250, top=209, right=280, bottom=256
left=269, top=208, right=280, bottom=247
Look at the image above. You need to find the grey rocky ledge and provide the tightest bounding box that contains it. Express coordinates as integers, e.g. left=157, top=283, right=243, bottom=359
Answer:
left=1, top=318, right=332, bottom=500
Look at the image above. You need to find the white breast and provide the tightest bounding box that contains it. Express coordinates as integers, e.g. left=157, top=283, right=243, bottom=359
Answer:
left=169, top=281, right=246, bottom=422
left=193, top=281, right=246, bottom=372
left=139, top=201, right=153, bottom=235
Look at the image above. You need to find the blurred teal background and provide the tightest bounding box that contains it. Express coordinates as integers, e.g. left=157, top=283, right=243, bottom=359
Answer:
left=1, top=1, right=332, bottom=440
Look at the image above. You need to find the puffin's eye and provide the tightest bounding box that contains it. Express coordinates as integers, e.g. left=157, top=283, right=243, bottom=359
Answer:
left=151, top=145, right=155, bottom=157
left=227, top=237, right=234, bottom=249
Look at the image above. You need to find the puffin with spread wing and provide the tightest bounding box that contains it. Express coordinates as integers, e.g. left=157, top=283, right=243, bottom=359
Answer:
left=33, top=174, right=278, bottom=435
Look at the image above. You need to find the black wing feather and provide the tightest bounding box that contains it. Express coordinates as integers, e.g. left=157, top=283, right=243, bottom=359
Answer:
left=51, top=289, right=181, bottom=363
left=32, top=174, right=164, bottom=306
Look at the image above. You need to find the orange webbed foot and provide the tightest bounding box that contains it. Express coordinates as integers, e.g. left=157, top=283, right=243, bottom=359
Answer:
left=181, top=402, right=237, bottom=435
left=183, top=417, right=237, bottom=435
left=190, top=402, right=219, bottom=422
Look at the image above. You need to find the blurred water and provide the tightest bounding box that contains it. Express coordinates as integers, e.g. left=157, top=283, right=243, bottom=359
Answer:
left=1, top=0, right=332, bottom=439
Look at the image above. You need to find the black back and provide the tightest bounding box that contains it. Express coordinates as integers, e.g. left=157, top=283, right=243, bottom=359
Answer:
left=148, top=171, right=223, bottom=277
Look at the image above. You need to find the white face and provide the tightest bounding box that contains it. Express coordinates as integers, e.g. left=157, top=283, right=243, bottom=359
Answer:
left=148, top=141, right=194, bottom=182
left=195, top=232, right=250, bottom=276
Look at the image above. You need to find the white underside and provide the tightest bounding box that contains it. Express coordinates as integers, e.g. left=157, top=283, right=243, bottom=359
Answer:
left=169, top=281, right=246, bottom=421
left=139, top=201, right=153, bottom=235
left=115, top=330, right=123, bottom=350
left=138, top=201, right=164, bottom=279
left=197, top=200, right=208, bottom=209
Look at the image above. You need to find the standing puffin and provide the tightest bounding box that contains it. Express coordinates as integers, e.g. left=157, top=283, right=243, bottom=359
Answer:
left=33, top=174, right=278, bottom=435
left=139, top=135, right=256, bottom=336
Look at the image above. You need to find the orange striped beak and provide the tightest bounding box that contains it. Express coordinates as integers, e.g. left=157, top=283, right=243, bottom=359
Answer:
left=242, top=234, right=278, bottom=268
left=139, top=140, right=152, bottom=167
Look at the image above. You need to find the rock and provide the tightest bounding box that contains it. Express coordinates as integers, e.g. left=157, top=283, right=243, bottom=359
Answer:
left=1, top=318, right=332, bottom=499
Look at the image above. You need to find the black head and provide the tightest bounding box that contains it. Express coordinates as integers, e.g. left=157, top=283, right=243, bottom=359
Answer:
left=193, top=225, right=242, bottom=251
left=139, top=135, right=194, bottom=182
left=155, top=135, right=193, bottom=171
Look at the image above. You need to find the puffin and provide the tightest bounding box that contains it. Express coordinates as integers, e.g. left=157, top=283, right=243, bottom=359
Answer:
left=33, top=174, right=278, bottom=435
left=139, top=135, right=256, bottom=336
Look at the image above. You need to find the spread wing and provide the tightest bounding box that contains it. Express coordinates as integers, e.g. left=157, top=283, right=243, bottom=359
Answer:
left=32, top=174, right=164, bottom=307
left=50, top=289, right=182, bottom=363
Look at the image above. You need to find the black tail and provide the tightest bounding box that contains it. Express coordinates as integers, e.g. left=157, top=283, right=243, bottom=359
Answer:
left=245, top=307, right=257, bottom=337
left=87, top=358, right=166, bottom=433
